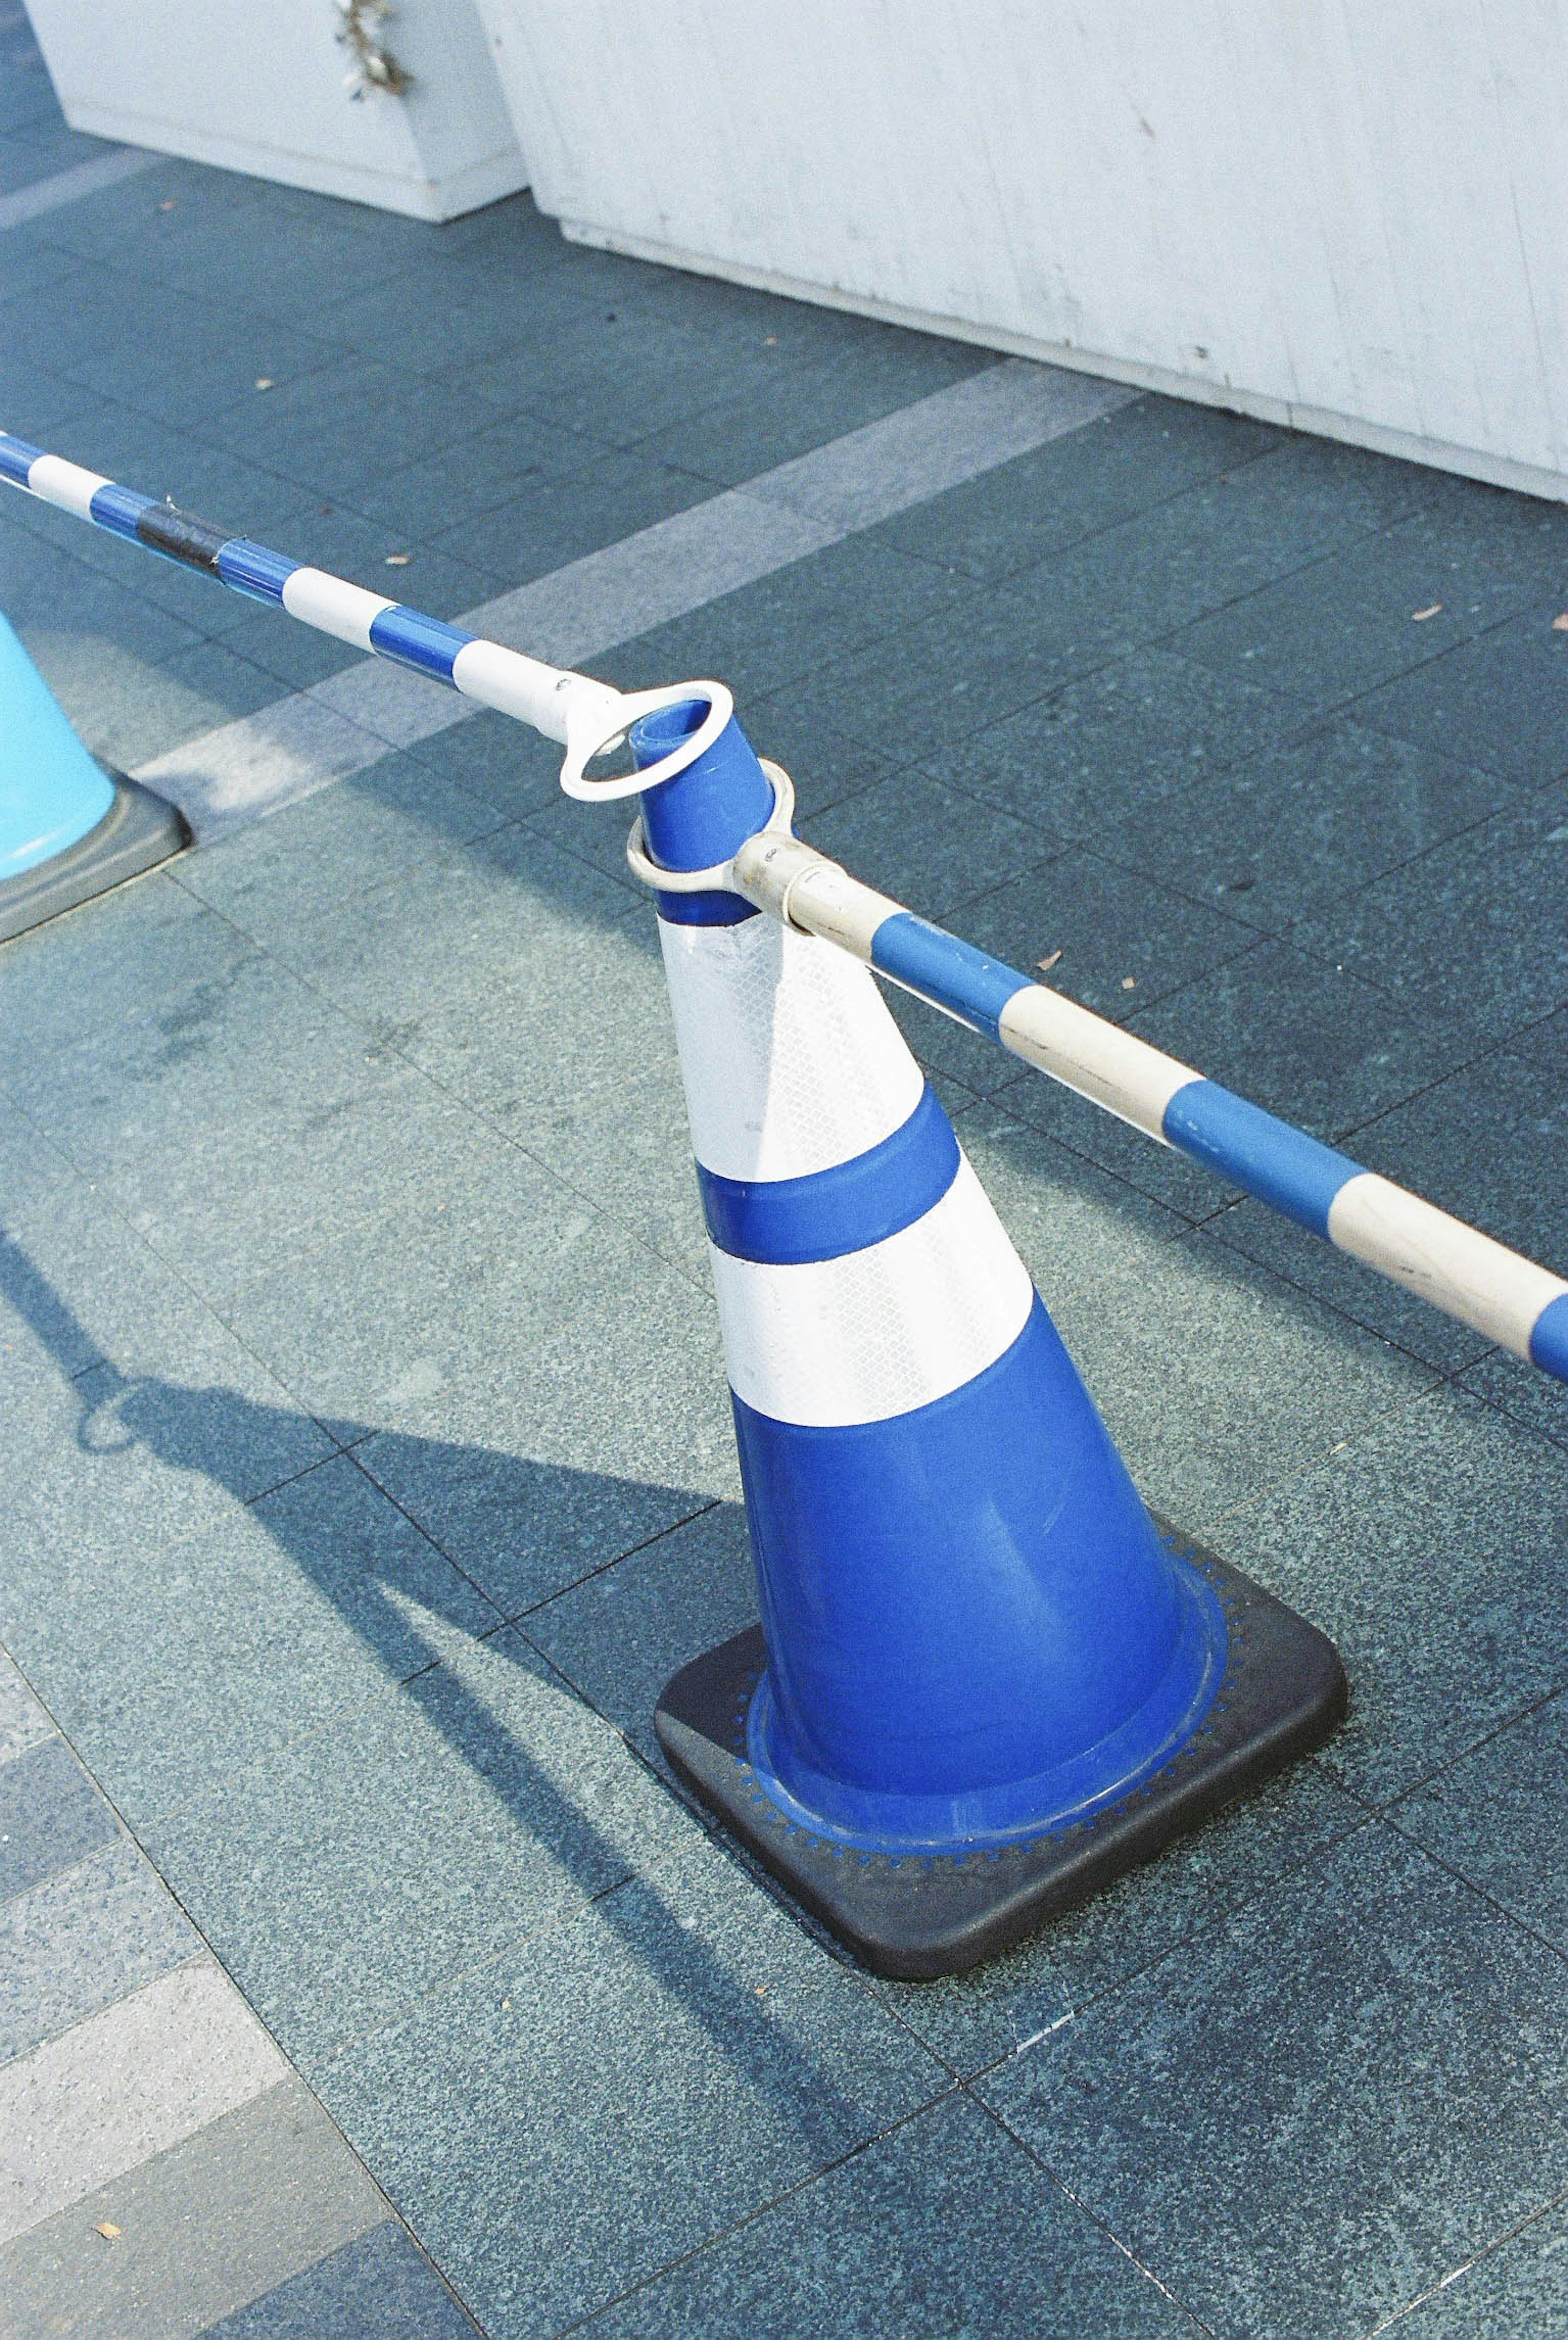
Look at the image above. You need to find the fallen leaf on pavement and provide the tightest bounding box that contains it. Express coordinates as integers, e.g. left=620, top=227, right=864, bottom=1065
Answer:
left=1553, top=613, right=1568, bottom=632
left=1036, top=949, right=1063, bottom=973
left=94, top=2223, right=121, bottom=2241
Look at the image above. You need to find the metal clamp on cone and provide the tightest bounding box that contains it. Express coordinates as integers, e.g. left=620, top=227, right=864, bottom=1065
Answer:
left=618, top=697, right=1346, bottom=1979
left=0, top=610, right=186, bottom=945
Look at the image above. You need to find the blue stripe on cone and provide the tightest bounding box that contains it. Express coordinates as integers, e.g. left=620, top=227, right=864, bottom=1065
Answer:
left=697, top=1082, right=959, bottom=1264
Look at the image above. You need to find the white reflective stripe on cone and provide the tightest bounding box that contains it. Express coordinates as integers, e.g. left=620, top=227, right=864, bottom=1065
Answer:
left=659, top=914, right=924, bottom=1182
left=1326, top=1172, right=1568, bottom=1357
left=710, top=1156, right=1034, bottom=1427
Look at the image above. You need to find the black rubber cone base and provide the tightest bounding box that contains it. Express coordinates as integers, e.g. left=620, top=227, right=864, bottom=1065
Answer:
left=0, top=775, right=188, bottom=945
left=655, top=1527, right=1346, bottom=1980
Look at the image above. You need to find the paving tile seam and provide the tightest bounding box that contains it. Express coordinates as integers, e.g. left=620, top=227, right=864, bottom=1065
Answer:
left=502, top=1498, right=726, bottom=1633
left=71, top=872, right=721, bottom=1317
left=543, top=2082, right=973, bottom=2340
left=1372, top=1809, right=1568, bottom=1977
left=964, top=2086, right=1220, bottom=2337
left=1375, top=1679, right=1568, bottom=1830
left=1357, top=2181, right=1568, bottom=2339
left=1203, top=1220, right=1506, bottom=1381
left=1069, top=792, right=1521, bottom=954
left=1, top=1943, right=209, bottom=2073
left=945, top=1796, right=1381, bottom=2093
left=1194, top=1373, right=1452, bottom=1542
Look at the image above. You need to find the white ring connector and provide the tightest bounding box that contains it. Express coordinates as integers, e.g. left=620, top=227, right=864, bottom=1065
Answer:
left=559, top=679, right=735, bottom=801
left=624, top=759, right=796, bottom=894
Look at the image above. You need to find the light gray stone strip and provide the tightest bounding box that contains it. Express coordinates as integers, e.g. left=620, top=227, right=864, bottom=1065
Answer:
left=0, top=1652, right=53, bottom=1767
left=132, top=358, right=1137, bottom=842
left=0, top=1839, right=200, bottom=2065
left=737, top=356, right=1132, bottom=532
left=0, top=1957, right=288, bottom=2243
left=0, top=2077, right=388, bottom=2340
left=0, top=148, right=161, bottom=233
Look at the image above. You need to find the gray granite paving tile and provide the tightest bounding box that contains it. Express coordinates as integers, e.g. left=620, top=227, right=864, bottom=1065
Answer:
left=1288, top=780, right=1568, bottom=1046
left=1, top=1453, right=500, bottom=1828
left=433, top=447, right=720, bottom=588
left=196, top=2220, right=479, bottom=2339
left=0, top=1202, right=336, bottom=1501
left=0, top=2077, right=386, bottom=2340
left=0, top=1839, right=198, bottom=2063
left=65, top=308, right=339, bottom=425
left=1000, top=462, right=1356, bottom=638
left=1353, top=609, right=1568, bottom=789
left=954, top=643, right=1319, bottom=839
left=806, top=768, right=1049, bottom=921
left=979, top=1829, right=1568, bottom=2340
left=523, top=1500, right=755, bottom=1770
left=0, top=348, right=97, bottom=437
left=317, top=1826, right=948, bottom=2340
left=0, top=1651, right=53, bottom=1767
left=958, top=1103, right=1432, bottom=1534
left=873, top=1768, right=1369, bottom=2079
left=798, top=589, right=1097, bottom=761
left=2, top=528, right=205, bottom=677
left=815, top=467, right=1340, bottom=762
left=491, top=1053, right=713, bottom=1286
left=1171, top=519, right=1541, bottom=716
left=1125, top=937, right=1472, bottom=1142
left=51, top=1064, right=491, bottom=1311
left=250, top=822, right=653, bottom=1120
left=28, top=632, right=283, bottom=775
left=586, top=529, right=973, bottom=712
left=1101, top=721, right=1515, bottom=933
left=0, top=875, right=252, bottom=1088
left=0, top=118, right=109, bottom=196
left=2, top=957, right=516, bottom=1308
left=1207, top=1385, right=1568, bottom=1803
left=879, top=392, right=1279, bottom=582
left=644, top=335, right=990, bottom=491
left=402, top=706, right=564, bottom=822
left=493, top=309, right=813, bottom=457
left=217, top=1144, right=737, bottom=1615
left=171, top=747, right=519, bottom=933
left=143, top=1626, right=699, bottom=2068
left=0, top=1738, right=118, bottom=1903
left=1394, top=1690, right=1568, bottom=1951
left=347, top=412, right=607, bottom=545
left=1205, top=430, right=1453, bottom=537
left=1382, top=2199, right=1568, bottom=2337
left=328, top=260, right=605, bottom=385
left=584, top=2088, right=1201, bottom=2338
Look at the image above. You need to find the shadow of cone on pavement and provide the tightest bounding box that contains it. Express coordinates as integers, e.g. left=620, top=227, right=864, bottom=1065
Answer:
left=0, top=608, right=186, bottom=944
left=627, top=697, right=1348, bottom=1979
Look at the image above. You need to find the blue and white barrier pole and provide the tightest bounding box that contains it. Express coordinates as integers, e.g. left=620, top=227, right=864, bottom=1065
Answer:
left=0, top=431, right=735, bottom=804
left=720, top=825, right=1568, bottom=1388
left=3, top=429, right=1564, bottom=1389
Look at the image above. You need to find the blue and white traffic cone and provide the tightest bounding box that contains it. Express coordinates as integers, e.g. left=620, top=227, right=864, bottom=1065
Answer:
left=0, top=610, right=186, bottom=945
left=634, top=700, right=1345, bottom=1978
